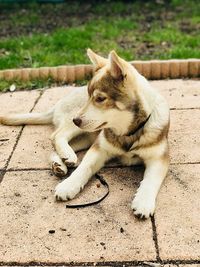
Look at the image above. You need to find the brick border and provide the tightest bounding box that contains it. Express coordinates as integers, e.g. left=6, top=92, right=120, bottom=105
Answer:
left=0, top=59, right=199, bottom=82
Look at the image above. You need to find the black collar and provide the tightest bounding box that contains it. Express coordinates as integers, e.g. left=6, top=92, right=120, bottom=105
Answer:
left=127, top=113, right=151, bottom=137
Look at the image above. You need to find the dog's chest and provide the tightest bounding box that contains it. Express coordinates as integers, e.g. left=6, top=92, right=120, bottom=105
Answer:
left=104, top=129, right=140, bottom=153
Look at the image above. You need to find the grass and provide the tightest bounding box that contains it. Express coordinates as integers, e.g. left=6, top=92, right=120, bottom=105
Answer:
left=0, top=18, right=138, bottom=69
left=144, top=23, right=200, bottom=58
left=0, top=77, right=53, bottom=92
left=0, top=0, right=199, bottom=91
left=0, top=76, right=87, bottom=92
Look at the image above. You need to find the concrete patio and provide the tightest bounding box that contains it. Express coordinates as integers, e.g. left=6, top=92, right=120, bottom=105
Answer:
left=0, top=79, right=199, bottom=267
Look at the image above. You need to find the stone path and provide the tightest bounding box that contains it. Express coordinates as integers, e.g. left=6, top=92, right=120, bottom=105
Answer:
left=0, top=79, right=199, bottom=267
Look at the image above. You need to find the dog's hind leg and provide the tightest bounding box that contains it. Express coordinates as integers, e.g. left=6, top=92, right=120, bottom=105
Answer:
left=0, top=109, right=53, bottom=125
left=51, top=124, right=82, bottom=167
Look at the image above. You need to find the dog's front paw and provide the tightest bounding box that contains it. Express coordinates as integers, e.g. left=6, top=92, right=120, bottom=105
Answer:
left=131, top=191, right=155, bottom=219
left=55, top=178, right=82, bottom=201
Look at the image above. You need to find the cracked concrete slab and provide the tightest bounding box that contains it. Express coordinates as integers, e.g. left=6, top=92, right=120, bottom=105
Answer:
left=179, top=265, right=200, bottom=267
left=0, top=90, right=40, bottom=169
left=8, top=86, right=74, bottom=169
left=169, top=109, right=200, bottom=164
left=151, top=79, right=200, bottom=109
left=155, top=164, right=200, bottom=260
left=0, top=168, right=156, bottom=263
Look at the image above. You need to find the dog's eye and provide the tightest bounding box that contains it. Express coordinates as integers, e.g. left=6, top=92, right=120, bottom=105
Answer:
left=95, top=96, right=106, bottom=103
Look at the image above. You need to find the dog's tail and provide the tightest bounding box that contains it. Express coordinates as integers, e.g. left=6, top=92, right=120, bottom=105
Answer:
left=0, top=108, right=54, bottom=126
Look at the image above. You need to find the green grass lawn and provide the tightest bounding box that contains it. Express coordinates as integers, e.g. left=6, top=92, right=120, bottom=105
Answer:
left=0, top=0, right=199, bottom=91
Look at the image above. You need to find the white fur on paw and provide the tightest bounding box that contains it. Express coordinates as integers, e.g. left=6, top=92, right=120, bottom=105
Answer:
left=131, top=191, right=155, bottom=219
left=61, top=152, right=78, bottom=167
left=52, top=162, right=67, bottom=177
left=55, top=178, right=82, bottom=201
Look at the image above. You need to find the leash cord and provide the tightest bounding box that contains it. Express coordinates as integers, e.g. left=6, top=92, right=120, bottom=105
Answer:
left=65, top=173, right=109, bottom=209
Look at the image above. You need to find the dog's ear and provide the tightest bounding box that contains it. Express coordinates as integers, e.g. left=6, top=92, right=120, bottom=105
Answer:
left=87, top=48, right=107, bottom=69
left=109, top=50, right=124, bottom=79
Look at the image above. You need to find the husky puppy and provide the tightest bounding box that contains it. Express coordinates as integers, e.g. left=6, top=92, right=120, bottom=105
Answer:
left=0, top=49, right=170, bottom=218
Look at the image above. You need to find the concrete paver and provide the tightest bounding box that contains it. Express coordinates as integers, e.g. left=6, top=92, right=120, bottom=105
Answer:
left=7, top=124, right=53, bottom=169
left=0, top=125, right=20, bottom=169
left=155, top=164, right=200, bottom=260
left=151, top=79, right=200, bottom=109
left=0, top=168, right=156, bottom=263
left=0, top=91, right=40, bottom=169
left=169, top=109, right=200, bottom=164
left=179, top=265, right=200, bottom=267
left=8, top=86, right=74, bottom=169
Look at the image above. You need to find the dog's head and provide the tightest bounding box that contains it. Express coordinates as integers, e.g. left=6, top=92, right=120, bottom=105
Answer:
left=73, top=49, right=149, bottom=136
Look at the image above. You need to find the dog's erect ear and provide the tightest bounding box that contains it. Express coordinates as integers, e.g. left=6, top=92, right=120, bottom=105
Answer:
left=109, top=50, right=123, bottom=79
left=87, top=48, right=107, bottom=69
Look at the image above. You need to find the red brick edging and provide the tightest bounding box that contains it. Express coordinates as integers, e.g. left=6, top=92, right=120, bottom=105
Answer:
left=0, top=59, right=199, bottom=82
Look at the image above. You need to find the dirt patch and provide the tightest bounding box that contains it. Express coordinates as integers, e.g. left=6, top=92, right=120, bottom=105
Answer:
left=0, top=3, right=92, bottom=38
left=0, top=1, right=199, bottom=39
left=179, top=20, right=200, bottom=34
left=135, top=40, right=171, bottom=59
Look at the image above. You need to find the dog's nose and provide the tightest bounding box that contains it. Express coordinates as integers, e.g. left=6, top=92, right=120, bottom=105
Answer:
left=73, top=117, right=82, bottom=127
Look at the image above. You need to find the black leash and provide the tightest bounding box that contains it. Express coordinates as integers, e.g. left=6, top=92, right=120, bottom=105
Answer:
left=65, top=173, right=109, bottom=209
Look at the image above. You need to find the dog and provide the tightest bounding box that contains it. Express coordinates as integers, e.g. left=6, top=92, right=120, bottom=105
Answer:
left=0, top=49, right=170, bottom=219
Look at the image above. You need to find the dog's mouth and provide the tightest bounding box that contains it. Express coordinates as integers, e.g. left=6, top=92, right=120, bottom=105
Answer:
left=95, top=122, right=107, bottom=130
left=79, top=121, right=107, bottom=132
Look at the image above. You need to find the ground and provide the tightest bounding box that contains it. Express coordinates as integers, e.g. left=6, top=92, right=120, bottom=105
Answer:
left=0, top=0, right=200, bottom=91
left=0, top=79, right=199, bottom=266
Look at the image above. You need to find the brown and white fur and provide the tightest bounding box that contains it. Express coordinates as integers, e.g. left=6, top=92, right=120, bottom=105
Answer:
left=0, top=49, right=170, bottom=219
